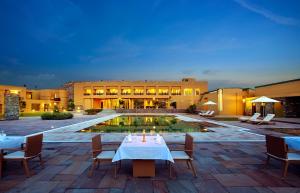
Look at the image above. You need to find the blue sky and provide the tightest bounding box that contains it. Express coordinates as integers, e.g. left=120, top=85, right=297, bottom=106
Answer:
left=0, top=0, right=299, bottom=90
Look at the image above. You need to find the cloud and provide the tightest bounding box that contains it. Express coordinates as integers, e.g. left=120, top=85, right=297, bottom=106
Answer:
left=234, top=0, right=299, bottom=26
left=202, top=70, right=219, bottom=75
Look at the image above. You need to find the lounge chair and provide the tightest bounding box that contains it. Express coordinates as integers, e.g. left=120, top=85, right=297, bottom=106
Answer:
left=89, top=134, right=118, bottom=178
left=250, top=114, right=275, bottom=125
left=198, top=111, right=210, bottom=116
left=169, top=134, right=197, bottom=178
left=265, top=135, right=300, bottom=178
left=202, top=111, right=215, bottom=117
left=1, top=133, right=44, bottom=177
left=238, top=113, right=260, bottom=122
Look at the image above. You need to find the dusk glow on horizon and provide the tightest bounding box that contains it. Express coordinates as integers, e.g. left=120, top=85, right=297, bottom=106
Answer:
left=0, top=0, right=299, bottom=90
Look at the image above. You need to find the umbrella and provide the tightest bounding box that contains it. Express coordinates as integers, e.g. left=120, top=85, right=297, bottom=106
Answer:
left=251, top=96, right=279, bottom=117
left=203, top=101, right=217, bottom=105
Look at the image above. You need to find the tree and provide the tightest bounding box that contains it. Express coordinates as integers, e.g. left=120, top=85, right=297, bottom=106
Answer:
left=186, top=104, right=197, bottom=114
left=67, top=99, right=75, bottom=111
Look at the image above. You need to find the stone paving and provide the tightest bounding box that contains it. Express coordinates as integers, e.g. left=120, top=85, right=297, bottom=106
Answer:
left=1, top=142, right=300, bottom=193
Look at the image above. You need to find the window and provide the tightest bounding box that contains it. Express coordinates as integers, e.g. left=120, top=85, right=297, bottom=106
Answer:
left=84, top=88, right=92, bottom=96
left=134, top=88, right=144, bottom=95
left=107, top=88, right=118, bottom=95
left=9, top=90, right=20, bottom=94
left=146, top=88, right=156, bottom=95
left=195, top=89, right=200, bottom=96
left=121, top=88, right=131, bottom=95
left=184, top=88, right=193, bottom=96
left=31, top=103, right=40, bottom=111
left=171, top=88, right=181, bottom=95
left=94, top=89, right=104, bottom=95
left=158, top=88, right=168, bottom=95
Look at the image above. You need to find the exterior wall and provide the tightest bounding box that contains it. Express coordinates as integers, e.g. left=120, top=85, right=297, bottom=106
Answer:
left=66, top=78, right=208, bottom=110
left=255, top=80, right=300, bottom=98
left=201, top=88, right=244, bottom=116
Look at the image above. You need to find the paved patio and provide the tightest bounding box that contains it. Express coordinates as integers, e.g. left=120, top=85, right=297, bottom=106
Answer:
left=1, top=142, right=300, bottom=193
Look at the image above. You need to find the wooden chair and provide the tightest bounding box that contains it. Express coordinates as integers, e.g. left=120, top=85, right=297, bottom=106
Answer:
left=265, top=135, right=300, bottom=178
left=169, top=134, right=197, bottom=178
left=2, top=134, right=44, bottom=177
left=89, top=135, right=117, bottom=178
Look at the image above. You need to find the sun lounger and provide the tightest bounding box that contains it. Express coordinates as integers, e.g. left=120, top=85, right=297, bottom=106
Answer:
left=203, top=111, right=215, bottom=117
left=198, top=111, right=210, bottom=116
left=238, top=113, right=260, bottom=122
left=250, top=114, right=275, bottom=125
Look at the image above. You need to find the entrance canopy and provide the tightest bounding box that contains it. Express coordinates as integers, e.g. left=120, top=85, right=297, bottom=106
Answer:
left=203, top=101, right=217, bottom=105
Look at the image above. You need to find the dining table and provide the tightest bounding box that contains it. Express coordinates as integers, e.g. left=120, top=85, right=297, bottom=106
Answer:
left=112, top=134, right=174, bottom=177
left=0, top=136, right=25, bottom=177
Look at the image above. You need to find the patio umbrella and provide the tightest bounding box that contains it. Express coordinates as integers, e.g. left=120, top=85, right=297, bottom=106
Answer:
left=203, top=101, right=217, bottom=105
left=202, top=100, right=217, bottom=111
left=251, top=96, right=279, bottom=117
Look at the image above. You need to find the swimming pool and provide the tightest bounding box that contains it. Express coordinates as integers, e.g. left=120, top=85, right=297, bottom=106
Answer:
left=78, top=115, right=219, bottom=133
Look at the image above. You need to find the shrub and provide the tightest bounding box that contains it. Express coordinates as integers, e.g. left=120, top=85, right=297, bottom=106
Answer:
left=85, top=109, right=102, bottom=115
left=41, top=112, right=73, bottom=120
left=186, top=104, right=197, bottom=114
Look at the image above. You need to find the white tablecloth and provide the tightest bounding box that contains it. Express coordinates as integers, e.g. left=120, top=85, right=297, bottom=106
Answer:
left=284, top=136, right=300, bottom=151
left=0, top=136, right=25, bottom=150
left=112, top=135, right=174, bottom=162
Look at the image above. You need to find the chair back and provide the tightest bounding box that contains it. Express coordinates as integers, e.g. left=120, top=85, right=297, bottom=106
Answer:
left=265, top=135, right=287, bottom=159
left=184, top=134, right=194, bottom=158
left=249, top=113, right=260, bottom=121
left=91, top=135, right=102, bottom=158
left=263, top=114, right=275, bottom=122
left=24, top=133, right=43, bottom=158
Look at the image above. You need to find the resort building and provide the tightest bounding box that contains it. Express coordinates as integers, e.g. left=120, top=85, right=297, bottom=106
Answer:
left=0, top=85, right=68, bottom=114
left=64, top=78, right=208, bottom=110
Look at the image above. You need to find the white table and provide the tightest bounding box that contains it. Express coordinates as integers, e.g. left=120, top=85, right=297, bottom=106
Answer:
left=112, top=135, right=173, bottom=177
left=0, top=136, right=25, bottom=150
left=284, top=136, right=300, bottom=151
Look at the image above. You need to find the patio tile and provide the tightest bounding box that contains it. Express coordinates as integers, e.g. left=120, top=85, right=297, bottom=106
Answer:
left=194, top=179, right=228, bottom=193
left=213, top=174, right=261, bottom=187
left=61, top=161, right=90, bottom=175
left=98, top=174, right=127, bottom=189
left=226, top=187, right=260, bottom=193
left=166, top=180, right=198, bottom=193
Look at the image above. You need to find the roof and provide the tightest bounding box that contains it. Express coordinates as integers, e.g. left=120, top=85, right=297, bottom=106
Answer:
left=255, top=78, right=300, bottom=88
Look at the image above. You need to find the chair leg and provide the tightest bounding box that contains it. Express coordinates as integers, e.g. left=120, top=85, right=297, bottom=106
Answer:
left=265, top=155, right=270, bottom=167
left=282, top=161, right=289, bottom=179
left=97, top=160, right=100, bottom=169
left=89, top=160, right=97, bottom=177
left=186, top=160, right=190, bottom=169
left=39, top=154, right=44, bottom=168
left=189, top=160, right=197, bottom=178
left=23, top=159, right=31, bottom=177
left=0, top=157, right=3, bottom=178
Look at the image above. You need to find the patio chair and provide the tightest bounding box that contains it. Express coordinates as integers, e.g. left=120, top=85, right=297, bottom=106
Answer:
left=250, top=114, right=275, bottom=125
left=265, top=135, right=300, bottom=178
left=238, top=113, right=260, bottom=122
left=169, top=134, right=197, bottom=178
left=203, top=110, right=215, bottom=117
left=1, top=133, right=44, bottom=177
left=198, top=111, right=210, bottom=116
left=89, top=134, right=117, bottom=178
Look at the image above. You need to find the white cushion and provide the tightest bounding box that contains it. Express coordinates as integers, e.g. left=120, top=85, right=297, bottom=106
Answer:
left=171, top=151, right=190, bottom=160
left=288, top=153, right=300, bottom=160
left=4, top=151, right=25, bottom=159
left=96, top=151, right=115, bottom=160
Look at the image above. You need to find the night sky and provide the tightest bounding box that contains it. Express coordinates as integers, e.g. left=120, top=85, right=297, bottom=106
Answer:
left=0, top=0, right=299, bottom=90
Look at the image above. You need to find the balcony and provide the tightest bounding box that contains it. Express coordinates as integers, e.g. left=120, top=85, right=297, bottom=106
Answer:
left=53, top=97, right=61, bottom=101
left=83, top=93, right=91, bottom=96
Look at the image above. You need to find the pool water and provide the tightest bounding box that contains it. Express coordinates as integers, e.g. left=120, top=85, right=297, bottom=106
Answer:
left=78, top=115, right=213, bottom=133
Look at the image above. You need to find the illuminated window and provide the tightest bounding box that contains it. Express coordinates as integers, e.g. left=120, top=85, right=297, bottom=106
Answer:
left=158, top=88, right=169, bottom=95
left=84, top=88, right=92, bottom=96
left=94, top=89, right=104, bottom=95
left=195, top=89, right=200, bottom=95
left=121, top=88, right=131, bottom=95
left=9, top=90, right=20, bottom=94
left=134, top=88, right=144, bottom=95
left=171, top=88, right=181, bottom=95
left=184, top=88, right=193, bottom=96
left=146, top=88, right=156, bottom=95
left=107, top=88, right=118, bottom=95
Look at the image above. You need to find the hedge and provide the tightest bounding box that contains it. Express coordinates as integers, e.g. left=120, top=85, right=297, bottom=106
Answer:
left=41, top=112, right=73, bottom=120
left=85, top=109, right=102, bottom=115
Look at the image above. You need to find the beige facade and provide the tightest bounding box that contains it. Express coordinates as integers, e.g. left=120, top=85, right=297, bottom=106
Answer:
left=0, top=85, right=68, bottom=114
left=64, top=78, right=208, bottom=110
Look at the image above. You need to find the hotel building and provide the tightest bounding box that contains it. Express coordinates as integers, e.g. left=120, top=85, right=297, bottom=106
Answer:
left=64, top=78, right=208, bottom=110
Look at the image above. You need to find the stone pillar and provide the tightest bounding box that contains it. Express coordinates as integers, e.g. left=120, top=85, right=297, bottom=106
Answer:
left=4, top=94, right=19, bottom=120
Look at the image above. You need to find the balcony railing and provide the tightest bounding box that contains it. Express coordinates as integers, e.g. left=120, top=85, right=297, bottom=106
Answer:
left=94, top=93, right=104, bottom=95
left=106, top=93, right=118, bottom=95
left=54, top=97, right=61, bottom=101
left=84, top=93, right=91, bottom=96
